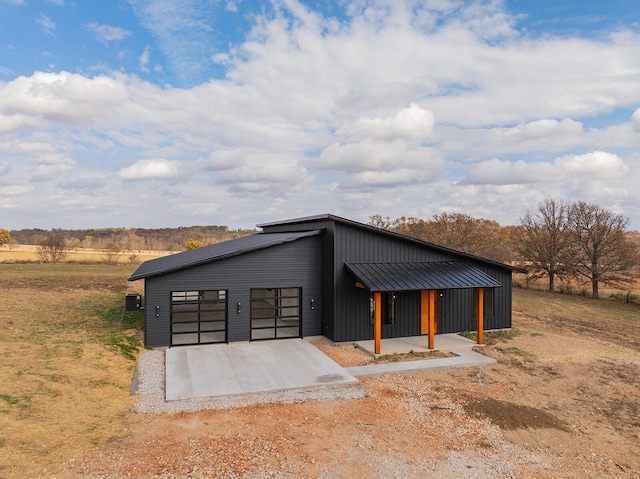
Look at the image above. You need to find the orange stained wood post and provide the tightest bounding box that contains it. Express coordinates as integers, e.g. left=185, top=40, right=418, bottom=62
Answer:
left=374, top=292, right=382, bottom=355
left=428, top=290, right=436, bottom=350
left=420, top=290, right=429, bottom=335
left=476, top=288, right=484, bottom=345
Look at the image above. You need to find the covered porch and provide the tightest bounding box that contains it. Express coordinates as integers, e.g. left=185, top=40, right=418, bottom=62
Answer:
left=345, top=261, right=502, bottom=354
left=354, top=332, right=479, bottom=357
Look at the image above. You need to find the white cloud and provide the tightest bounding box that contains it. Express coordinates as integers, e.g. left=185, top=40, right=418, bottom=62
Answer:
left=461, top=158, right=554, bottom=185
left=126, top=0, right=219, bottom=84
left=2, top=1, right=640, bottom=229
left=555, top=151, right=629, bottom=178
left=632, top=108, right=640, bottom=133
left=0, top=185, right=33, bottom=196
left=139, top=46, right=151, bottom=71
left=215, top=154, right=313, bottom=195
left=338, top=104, right=435, bottom=142
left=31, top=154, right=76, bottom=180
left=35, top=14, right=56, bottom=36
left=84, top=23, right=132, bottom=45
left=462, top=151, right=629, bottom=187
left=118, top=158, right=182, bottom=180
left=0, top=72, right=128, bottom=131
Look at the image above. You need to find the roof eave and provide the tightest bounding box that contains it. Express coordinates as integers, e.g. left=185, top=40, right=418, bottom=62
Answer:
left=128, top=230, right=323, bottom=281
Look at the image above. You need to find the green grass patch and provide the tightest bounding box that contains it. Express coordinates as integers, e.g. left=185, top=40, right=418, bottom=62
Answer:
left=496, top=346, right=536, bottom=362
left=106, top=334, right=141, bottom=361
left=0, top=394, right=20, bottom=405
left=460, top=328, right=522, bottom=345
left=96, top=303, right=144, bottom=330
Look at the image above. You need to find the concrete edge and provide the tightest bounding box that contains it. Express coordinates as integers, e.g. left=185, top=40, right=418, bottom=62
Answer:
left=345, top=350, right=497, bottom=377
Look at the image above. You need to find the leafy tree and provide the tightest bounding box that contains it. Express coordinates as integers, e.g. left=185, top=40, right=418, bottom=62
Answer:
left=185, top=240, right=204, bottom=250
left=37, top=233, right=69, bottom=263
left=517, top=199, right=571, bottom=292
left=566, top=201, right=639, bottom=299
left=0, top=228, right=9, bottom=245
left=404, top=212, right=509, bottom=262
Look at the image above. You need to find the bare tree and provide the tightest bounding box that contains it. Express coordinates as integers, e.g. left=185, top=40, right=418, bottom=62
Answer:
left=103, top=240, right=123, bottom=265
left=368, top=214, right=394, bottom=230
left=566, top=201, right=639, bottom=299
left=37, top=233, right=69, bottom=263
left=517, top=199, right=571, bottom=292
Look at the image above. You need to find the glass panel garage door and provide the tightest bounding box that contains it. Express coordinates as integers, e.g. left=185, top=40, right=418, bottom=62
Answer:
left=171, top=290, right=227, bottom=346
left=250, top=288, right=301, bottom=340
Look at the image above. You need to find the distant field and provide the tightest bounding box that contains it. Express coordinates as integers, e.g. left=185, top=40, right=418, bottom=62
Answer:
left=0, top=244, right=174, bottom=264
left=513, top=272, right=640, bottom=304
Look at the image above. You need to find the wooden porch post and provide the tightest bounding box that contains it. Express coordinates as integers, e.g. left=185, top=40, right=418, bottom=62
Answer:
left=475, top=288, right=484, bottom=345
left=428, top=290, right=436, bottom=350
left=374, top=291, right=381, bottom=354
left=420, top=290, right=429, bottom=335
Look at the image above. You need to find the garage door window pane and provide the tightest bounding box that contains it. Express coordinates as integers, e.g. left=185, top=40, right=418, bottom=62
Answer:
left=250, top=288, right=301, bottom=340
left=171, top=290, right=227, bottom=346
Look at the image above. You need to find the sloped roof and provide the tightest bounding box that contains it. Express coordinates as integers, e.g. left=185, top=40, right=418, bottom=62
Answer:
left=344, top=261, right=503, bottom=292
left=128, top=230, right=322, bottom=281
left=259, top=213, right=527, bottom=274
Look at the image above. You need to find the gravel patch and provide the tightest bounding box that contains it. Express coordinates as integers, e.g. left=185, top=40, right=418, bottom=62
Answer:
left=132, top=350, right=368, bottom=414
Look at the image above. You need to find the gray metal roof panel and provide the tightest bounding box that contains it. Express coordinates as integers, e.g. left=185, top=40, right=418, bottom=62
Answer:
left=128, top=230, right=322, bottom=281
left=344, top=261, right=502, bottom=292
left=258, top=213, right=528, bottom=274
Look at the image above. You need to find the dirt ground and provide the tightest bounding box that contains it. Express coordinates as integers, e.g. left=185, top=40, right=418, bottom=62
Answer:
left=38, top=288, right=640, bottom=479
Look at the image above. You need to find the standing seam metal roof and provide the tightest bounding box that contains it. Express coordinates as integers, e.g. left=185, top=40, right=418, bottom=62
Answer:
left=344, top=261, right=503, bottom=292
left=128, top=230, right=322, bottom=281
left=258, top=213, right=528, bottom=274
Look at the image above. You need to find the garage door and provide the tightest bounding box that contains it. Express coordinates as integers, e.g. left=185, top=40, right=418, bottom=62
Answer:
left=250, top=288, right=301, bottom=340
left=171, top=290, right=227, bottom=346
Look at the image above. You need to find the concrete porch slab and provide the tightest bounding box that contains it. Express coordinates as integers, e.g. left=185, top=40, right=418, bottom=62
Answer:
left=354, top=333, right=479, bottom=357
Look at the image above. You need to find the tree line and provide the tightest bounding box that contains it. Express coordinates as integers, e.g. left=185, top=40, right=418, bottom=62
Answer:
left=2, top=225, right=255, bottom=253
left=2, top=199, right=639, bottom=299
left=369, top=199, right=640, bottom=300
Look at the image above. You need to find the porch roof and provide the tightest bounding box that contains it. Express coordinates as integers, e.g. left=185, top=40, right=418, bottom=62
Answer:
left=344, top=261, right=502, bottom=292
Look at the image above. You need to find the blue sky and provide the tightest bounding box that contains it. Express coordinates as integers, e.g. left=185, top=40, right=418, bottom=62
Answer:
left=1, top=0, right=639, bottom=231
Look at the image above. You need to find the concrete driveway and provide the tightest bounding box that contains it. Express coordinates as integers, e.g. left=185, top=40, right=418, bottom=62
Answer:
left=165, top=339, right=359, bottom=401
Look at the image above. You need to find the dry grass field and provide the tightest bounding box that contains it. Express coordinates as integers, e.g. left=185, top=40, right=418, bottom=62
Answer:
left=1, top=263, right=639, bottom=478
left=0, top=244, right=170, bottom=265
left=0, top=263, right=146, bottom=478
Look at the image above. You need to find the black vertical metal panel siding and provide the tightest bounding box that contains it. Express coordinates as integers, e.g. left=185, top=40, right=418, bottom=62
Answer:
left=142, top=235, right=323, bottom=347
left=258, top=218, right=338, bottom=340
left=331, top=222, right=513, bottom=342
left=260, top=215, right=515, bottom=342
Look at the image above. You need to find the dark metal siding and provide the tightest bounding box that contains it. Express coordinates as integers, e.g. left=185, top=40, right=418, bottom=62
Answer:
left=260, top=219, right=337, bottom=340
left=261, top=216, right=514, bottom=342
left=142, top=235, right=323, bottom=347
left=385, top=292, right=422, bottom=338
left=332, top=222, right=512, bottom=341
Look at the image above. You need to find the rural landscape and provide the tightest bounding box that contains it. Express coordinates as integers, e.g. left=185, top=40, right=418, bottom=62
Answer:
left=1, top=202, right=639, bottom=478
left=2, top=1, right=640, bottom=477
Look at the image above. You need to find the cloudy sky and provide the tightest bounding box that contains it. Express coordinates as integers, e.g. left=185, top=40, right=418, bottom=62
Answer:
left=1, top=0, right=640, bottom=231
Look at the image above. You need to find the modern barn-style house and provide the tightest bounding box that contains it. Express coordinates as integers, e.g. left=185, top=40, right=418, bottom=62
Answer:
left=129, top=214, right=524, bottom=354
